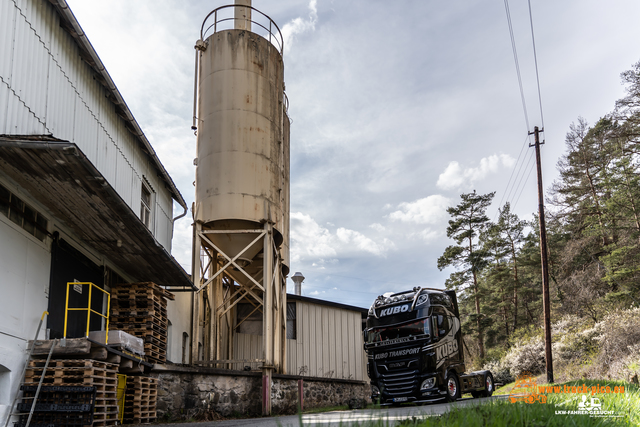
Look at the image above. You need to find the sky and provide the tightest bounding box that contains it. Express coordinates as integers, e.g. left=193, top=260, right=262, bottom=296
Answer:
left=65, top=0, right=640, bottom=309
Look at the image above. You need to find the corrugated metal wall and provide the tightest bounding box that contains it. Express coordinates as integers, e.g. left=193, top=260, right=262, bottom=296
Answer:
left=287, top=301, right=367, bottom=381
left=0, top=0, right=174, bottom=249
left=230, top=300, right=367, bottom=380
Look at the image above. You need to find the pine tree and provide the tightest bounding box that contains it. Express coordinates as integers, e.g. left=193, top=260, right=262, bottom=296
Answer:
left=481, top=203, right=527, bottom=332
left=438, top=191, right=495, bottom=359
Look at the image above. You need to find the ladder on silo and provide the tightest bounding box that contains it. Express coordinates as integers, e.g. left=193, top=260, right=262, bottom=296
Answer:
left=3, top=311, right=57, bottom=427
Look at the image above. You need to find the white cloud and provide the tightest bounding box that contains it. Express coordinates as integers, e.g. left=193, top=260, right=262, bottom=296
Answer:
left=336, top=228, right=390, bottom=256
left=415, top=229, right=441, bottom=242
left=388, top=195, right=451, bottom=224
left=370, top=223, right=386, bottom=232
left=291, top=212, right=393, bottom=263
left=436, top=154, right=516, bottom=191
left=290, top=212, right=338, bottom=263
left=281, top=0, right=317, bottom=54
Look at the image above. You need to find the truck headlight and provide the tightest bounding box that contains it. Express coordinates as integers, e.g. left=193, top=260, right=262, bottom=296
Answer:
left=420, top=378, right=436, bottom=390
left=371, top=385, right=380, bottom=396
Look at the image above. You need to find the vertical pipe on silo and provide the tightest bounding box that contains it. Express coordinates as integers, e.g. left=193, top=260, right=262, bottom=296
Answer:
left=234, top=0, right=252, bottom=31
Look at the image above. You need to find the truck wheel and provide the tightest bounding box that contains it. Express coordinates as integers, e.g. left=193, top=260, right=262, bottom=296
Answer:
left=480, top=372, right=494, bottom=397
left=445, top=374, right=461, bottom=402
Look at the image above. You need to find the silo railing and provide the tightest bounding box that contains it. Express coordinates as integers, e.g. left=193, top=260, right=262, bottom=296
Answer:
left=200, top=5, right=284, bottom=55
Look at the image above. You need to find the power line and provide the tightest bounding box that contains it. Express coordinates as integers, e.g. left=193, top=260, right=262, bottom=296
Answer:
left=508, top=149, right=535, bottom=207
left=495, top=134, right=530, bottom=219
left=512, top=159, right=536, bottom=211
left=505, top=146, right=534, bottom=208
left=503, top=0, right=530, bottom=131
left=528, top=0, right=545, bottom=129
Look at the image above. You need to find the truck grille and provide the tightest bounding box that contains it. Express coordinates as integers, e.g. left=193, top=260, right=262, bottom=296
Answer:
left=380, top=370, right=419, bottom=396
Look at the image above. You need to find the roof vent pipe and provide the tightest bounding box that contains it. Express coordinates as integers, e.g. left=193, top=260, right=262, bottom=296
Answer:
left=291, top=272, right=305, bottom=296
left=235, top=0, right=252, bottom=31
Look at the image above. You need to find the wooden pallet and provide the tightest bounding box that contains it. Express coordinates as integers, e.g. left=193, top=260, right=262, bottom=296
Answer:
left=110, top=308, right=167, bottom=318
left=142, top=345, right=166, bottom=364
left=28, top=359, right=117, bottom=370
left=113, top=281, right=175, bottom=300
left=110, top=319, right=168, bottom=332
left=123, top=376, right=157, bottom=424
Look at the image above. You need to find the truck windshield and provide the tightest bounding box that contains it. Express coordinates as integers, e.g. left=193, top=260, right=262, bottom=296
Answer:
left=367, top=318, right=430, bottom=343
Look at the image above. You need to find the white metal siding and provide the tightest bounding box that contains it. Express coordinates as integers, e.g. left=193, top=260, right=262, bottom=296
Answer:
left=0, top=0, right=175, bottom=249
left=233, top=333, right=263, bottom=370
left=286, top=301, right=367, bottom=381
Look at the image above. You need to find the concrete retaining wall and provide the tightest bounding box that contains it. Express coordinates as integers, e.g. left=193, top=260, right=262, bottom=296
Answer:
left=152, top=365, right=370, bottom=419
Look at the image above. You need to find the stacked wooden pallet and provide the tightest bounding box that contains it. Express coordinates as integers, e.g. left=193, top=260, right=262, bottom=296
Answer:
left=23, top=359, right=119, bottom=426
left=110, top=282, right=174, bottom=364
left=123, top=376, right=157, bottom=424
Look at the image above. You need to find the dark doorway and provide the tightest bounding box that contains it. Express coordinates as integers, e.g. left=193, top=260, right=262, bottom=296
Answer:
left=47, top=238, right=104, bottom=339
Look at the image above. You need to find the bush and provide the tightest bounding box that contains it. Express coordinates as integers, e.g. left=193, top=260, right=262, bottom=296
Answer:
left=552, top=327, right=598, bottom=364
left=590, top=307, right=640, bottom=379
left=501, top=336, right=546, bottom=378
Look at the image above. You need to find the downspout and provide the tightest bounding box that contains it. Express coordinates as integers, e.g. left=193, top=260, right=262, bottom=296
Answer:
left=171, top=204, right=188, bottom=241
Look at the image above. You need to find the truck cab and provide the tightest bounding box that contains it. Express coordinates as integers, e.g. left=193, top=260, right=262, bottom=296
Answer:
left=364, top=288, right=493, bottom=405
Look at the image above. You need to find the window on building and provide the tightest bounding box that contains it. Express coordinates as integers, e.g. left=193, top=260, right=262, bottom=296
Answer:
left=140, top=183, right=152, bottom=228
left=236, top=302, right=263, bottom=335
left=182, top=332, right=189, bottom=364
left=0, top=183, right=48, bottom=241
left=286, top=302, right=296, bottom=340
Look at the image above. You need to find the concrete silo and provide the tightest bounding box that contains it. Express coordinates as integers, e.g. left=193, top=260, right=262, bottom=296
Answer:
left=190, top=0, right=290, bottom=414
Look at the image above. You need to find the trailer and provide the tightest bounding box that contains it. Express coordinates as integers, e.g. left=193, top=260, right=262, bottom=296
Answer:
left=364, top=288, right=494, bottom=404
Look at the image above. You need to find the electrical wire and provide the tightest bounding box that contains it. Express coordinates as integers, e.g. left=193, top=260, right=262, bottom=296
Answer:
left=512, top=161, right=536, bottom=210
left=494, top=0, right=546, bottom=219
left=509, top=150, right=535, bottom=208
left=494, top=134, right=530, bottom=220
left=505, top=146, right=534, bottom=208
left=528, top=0, right=545, bottom=129
left=503, top=0, right=530, bottom=132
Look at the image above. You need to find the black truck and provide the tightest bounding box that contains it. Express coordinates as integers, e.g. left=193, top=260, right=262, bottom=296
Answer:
left=364, top=287, right=494, bottom=404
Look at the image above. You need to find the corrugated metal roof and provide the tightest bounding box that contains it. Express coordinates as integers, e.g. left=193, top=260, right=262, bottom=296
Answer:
left=0, top=135, right=194, bottom=290
left=287, top=293, right=368, bottom=315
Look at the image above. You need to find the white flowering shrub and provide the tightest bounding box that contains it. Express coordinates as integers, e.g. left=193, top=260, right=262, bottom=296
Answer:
left=591, top=307, right=640, bottom=359
left=501, top=336, right=546, bottom=378
left=551, top=314, right=588, bottom=335
left=487, top=307, right=640, bottom=383
left=552, top=327, right=598, bottom=364
left=589, top=307, right=640, bottom=378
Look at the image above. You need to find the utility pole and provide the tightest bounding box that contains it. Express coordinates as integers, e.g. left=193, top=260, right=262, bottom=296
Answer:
left=530, top=125, right=553, bottom=383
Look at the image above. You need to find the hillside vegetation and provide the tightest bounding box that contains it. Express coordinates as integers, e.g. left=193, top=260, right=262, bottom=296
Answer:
left=438, top=60, right=640, bottom=385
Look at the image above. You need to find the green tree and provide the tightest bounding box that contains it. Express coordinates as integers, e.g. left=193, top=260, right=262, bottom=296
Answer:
left=481, top=203, right=527, bottom=332
left=438, top=191, right=495, bottom=359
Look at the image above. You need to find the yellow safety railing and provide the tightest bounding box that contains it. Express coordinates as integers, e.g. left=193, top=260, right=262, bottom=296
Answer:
left=63, top=282, right=111, bottom=344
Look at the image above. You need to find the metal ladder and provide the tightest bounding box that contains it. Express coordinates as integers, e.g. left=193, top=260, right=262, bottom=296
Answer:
left=3, top=311, right=58, bottom=427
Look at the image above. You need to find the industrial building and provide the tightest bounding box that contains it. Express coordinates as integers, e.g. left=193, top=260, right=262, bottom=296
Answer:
left=0, top=0, right=193, bottom=422
left=0, top=0, right=370, bottom=422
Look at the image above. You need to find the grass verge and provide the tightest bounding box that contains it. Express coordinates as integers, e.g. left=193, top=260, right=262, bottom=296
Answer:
left=400, top=379, right=638, bottom=427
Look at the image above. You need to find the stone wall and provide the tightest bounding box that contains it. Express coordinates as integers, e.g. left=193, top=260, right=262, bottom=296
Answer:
left=152, top=365, right=370, bottom=419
